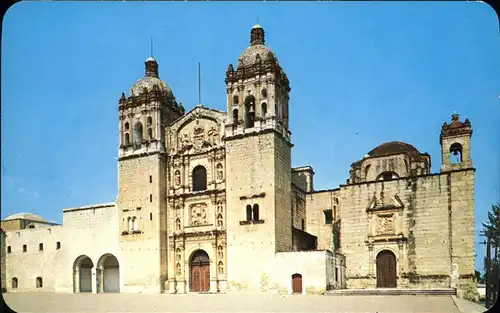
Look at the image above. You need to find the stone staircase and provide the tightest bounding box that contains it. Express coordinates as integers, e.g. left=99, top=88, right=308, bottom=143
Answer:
left=326, top=288, right=457, bottom=296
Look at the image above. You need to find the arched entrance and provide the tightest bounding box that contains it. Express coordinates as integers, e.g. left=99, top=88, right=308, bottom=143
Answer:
left=97, top=254, right=120, bottom=293
left=292, top=273, right=303, bottom=294
left=376, top=250, right=397, bottom=288
left=73, top=255, right=93, bottom=293
left=189, top=250, right=210, bottom=292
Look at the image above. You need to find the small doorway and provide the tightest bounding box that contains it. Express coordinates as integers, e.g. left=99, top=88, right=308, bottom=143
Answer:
left=292, top=273, right=303, bottom=294
left=376, top=250, right=397, bottom=288
left=190, top=250, right=210, bottom=292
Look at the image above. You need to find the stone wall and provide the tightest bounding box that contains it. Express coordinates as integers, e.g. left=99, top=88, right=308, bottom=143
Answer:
left=338, top=169, right=475, bottom=292
left=117, top=154, right=166, bottom=293
left=225, top=132, right=279, bottom=291
left=306, top=189, right=340, bottom=251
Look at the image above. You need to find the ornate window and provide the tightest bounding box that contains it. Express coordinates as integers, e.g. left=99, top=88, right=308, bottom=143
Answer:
left=450, top=142, right=463, bottom=164
left=261, top=102, right=267, bottom=119
left=192, top=166, right=207, bottom=192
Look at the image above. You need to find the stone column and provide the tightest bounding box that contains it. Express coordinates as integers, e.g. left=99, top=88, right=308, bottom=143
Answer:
left=368, top=244, right=374, bottom=276
left=97, top=267, right=104, bottom=293
left=91, top=267, right=97, bottom=294
left=397, top=241, right=404, bottom=276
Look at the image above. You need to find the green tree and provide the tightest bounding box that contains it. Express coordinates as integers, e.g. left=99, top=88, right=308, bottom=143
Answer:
left=482, top=203, right=500, bottom=264
left=475, top=270, right=484, bottom=283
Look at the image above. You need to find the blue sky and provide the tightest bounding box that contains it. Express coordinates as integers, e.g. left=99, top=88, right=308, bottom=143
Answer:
left=2, top=2, right=499, bottom=272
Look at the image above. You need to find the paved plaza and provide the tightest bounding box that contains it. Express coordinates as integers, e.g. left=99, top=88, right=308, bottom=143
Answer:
left=2, top=292, right=487, bottom=313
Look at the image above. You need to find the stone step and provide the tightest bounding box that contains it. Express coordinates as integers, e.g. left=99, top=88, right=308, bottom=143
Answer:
left=326, top=288, right=457, bottom=296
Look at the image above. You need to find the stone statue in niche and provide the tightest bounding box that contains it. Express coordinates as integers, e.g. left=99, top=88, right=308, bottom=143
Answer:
left=174, top=170, right=181, bottom=186
left=208, top=126, right=219, bottom=145
left=190, top=203, right=208, bottom=226
left=176, top=263, right=182, bottom=276
left=216, top=164, right=224, bottom=181
left=217, top=214, right=223, bottom=227
left=175, top=218, right=181, bottom=231
left=376, top=214, right=395, bottom=235
left=217, top=201, right=223, bottom=214
left=176, top=248, right=182, bottom=262
left=218, top=261, right=224, bottom=274
left=218, top=245, right=224, bottom=260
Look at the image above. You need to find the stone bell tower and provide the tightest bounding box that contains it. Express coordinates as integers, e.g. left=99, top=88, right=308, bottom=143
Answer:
left=224, top=24, right=293, bottom=291
left=440, top=113, right=473, bottom=172
left=117, top=57, right=184, bottom=293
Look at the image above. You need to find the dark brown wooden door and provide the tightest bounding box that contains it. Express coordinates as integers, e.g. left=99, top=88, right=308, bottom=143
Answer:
left=376, top=250, right=397, bottom=288
left=292, top=274, right=302, bottom=294
left=190, top=250, right=210, bottom=292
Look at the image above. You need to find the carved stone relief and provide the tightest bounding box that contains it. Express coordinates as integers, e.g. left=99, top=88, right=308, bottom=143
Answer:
left=216, top=163, right=224, bottom=181
left=207, top=126, right=219, bottom=146
left=376, top=214, right=395, bottom=235
left=174, top=170, right=181, bottom=186
left=190, top=203, right=208, bottom=226
left=217, top=245, right=224, bottom=260
left=218, top=261, right=224, bottom=274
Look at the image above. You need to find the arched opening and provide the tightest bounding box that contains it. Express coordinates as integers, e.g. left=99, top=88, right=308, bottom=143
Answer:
left=376, top=250, right=397, bottom=288
left=252, top=204, right=260, bottom=221
left=124, top=133, right=130, bottom=145
left=232, top=109, right=239, bottom=125
left=12, top=277, right=18, bottom=289
left=261, top=102, right=267, bottom=119
left=364, top=164, right=371, bottom=179
left=291, top=273, right=303, bottom=294
left=246, top=205, right=252, bottom=221
left=450, top=142, right=463, bottom=164
left=192, top=166, right=207, bottom=192
left=36, top=277, right=43, bottom=288
left=189, top=250, right=210, bottom=292
left=97, top=254, right=120, bottom=293
left=124, top=122, right=130, bottom=131
left=73, top=255, right=94, bottom=293
left=244, top=95, right=256, bottom=128
left=376, top=171, right=399, bottom=181
left=133, top=122, right=143, bottom=149
left=147, top=116, right=152, bottom=126
left=261, top=88, right=267, bottom=98
left=233, top=94, right=239, bottom=105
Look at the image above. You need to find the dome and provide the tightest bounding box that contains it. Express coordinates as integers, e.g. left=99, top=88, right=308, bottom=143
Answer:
left=4, top=212, right=48, bottom=223
left=131, top=76, right=173, bottom=97
left=367, top=141, right=421, bottom=158
left=130, top=57, right=175, bottom=99
left=238, top=45, right=277, bottom=67
left=237, top=24, right=278, bottom=68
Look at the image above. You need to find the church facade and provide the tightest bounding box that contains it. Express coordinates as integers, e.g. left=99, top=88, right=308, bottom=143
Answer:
left=1, top=25, right=475, bottom=296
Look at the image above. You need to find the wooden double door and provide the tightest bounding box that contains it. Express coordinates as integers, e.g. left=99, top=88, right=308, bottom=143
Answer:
left=376, top=250, right=397, bottom=288
left=190, top=250, right=210, bottom=292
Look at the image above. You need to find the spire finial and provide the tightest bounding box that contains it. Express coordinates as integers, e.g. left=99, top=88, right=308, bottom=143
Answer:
left=150, top=36, right=154, bottom=58
left=250, top=23, right=265, bottom=46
